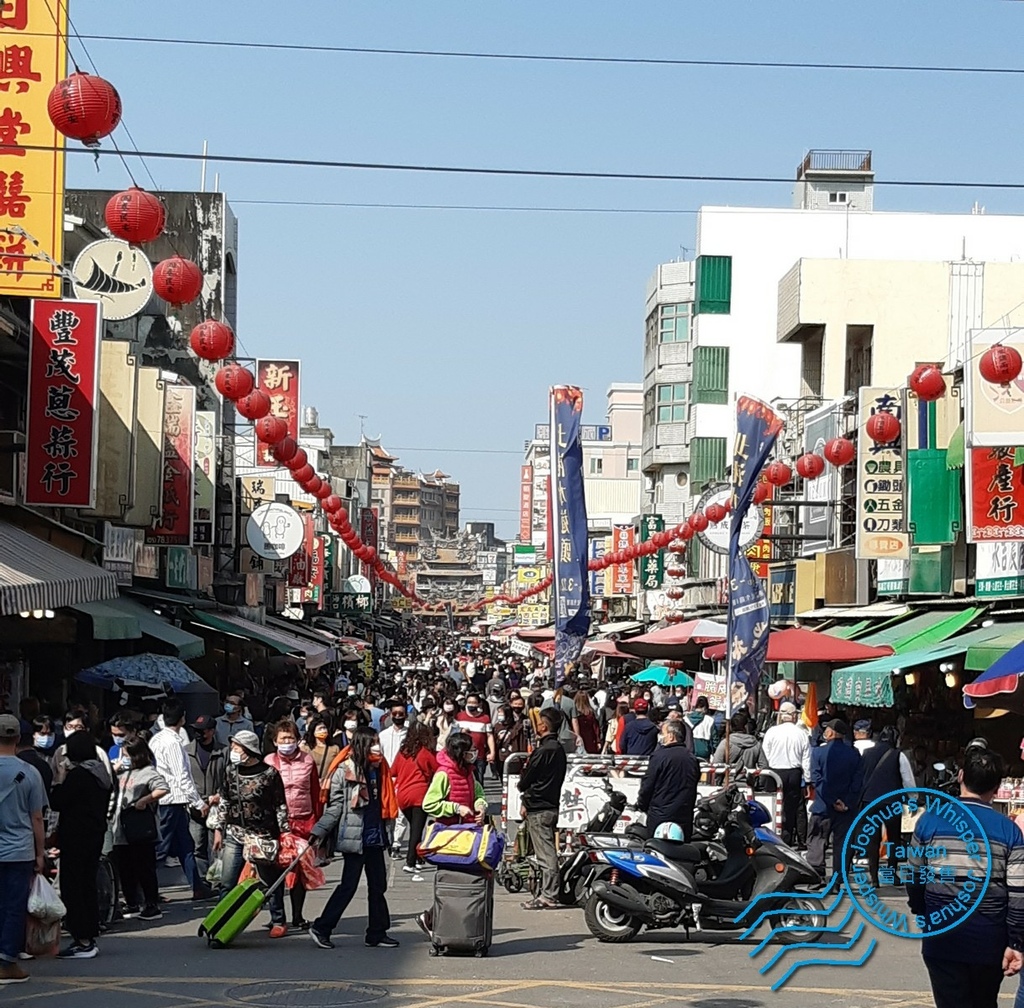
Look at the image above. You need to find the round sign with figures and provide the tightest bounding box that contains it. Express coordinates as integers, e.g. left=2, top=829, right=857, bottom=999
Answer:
left=695, top=482, right=765, bottom=555
left=71, top=239, right=153, bottom=321
left=246, top=502, right=305, bottom=560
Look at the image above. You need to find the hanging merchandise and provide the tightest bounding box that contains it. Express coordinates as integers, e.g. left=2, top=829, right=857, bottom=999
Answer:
left=823, top=437, right=855, bottom=467
left=908, top=364, right=946, bottom=402
left=104, top=187, right=166, bottom=243
left=795, top=453, right=826, bottom=479
left=47, top=72, right=121, bottom=145
left=153, top=256, right=204, bottom=306
left=189, top=320, right=234, bottom=361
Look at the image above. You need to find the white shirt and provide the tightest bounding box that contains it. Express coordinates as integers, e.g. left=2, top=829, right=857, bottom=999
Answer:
left=150, top=726, right=203, bottom=809
left=761, top=721, right=811, bottom=778
left=691, top=714, right=715, bottom=740
left=854, top=739, right=916, bottom=791
left=378, top=723, right=407, bottom=767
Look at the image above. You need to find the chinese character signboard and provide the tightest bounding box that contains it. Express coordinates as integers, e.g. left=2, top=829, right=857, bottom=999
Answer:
left=0, top=1, right=67, bottom=297
left=639, top=514, right=664, bottom=590
left=976, top=542, right=1024, bottom=598
left=255, top=359, right=299, bottom=466
left=530, top=455, right=550, bottom=549
left=360, top=507, right=379, bottom=589
left=966, top=331, right=1024, bottom=446
left=607, top=524, right=635, bottom=595
left=288, top=512, right=313, bottom=587
left=24, top=299, right=100, bottom=506
left=165, top=546, right=197, bottom=590
left=519, top=464, right=533, bottom=542
left=747, top=497, right=773, bottom=579
left=801, top=403, right=838, bottom=555
left=589, top=537, right=605, bottom=598
left=855, top=387, right=909, bottom=560
left=302, top=535, right=324, bottom=605
left=239, top=475, right=271, bottom=513
left=102, top=522, right=134, bottom=587
left=193, top=410, right=216, bottom=545
left=146, top=384, right=195, bottom=545
left=967, top=446, right=1024, bottom=542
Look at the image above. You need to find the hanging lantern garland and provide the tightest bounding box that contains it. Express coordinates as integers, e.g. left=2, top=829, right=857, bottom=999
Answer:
left=189, top=320, right=234, bottom=361
left=908, top=364, right=946, bottom=402
left=795, top=452, right=826, bottom=480
left=979, top=345, right=1023, bottom=386
left=214, top=364, right=253, bottom=400
left=236, top=389, right=271, bottom=421
left=153, top=256, right=204, bottom=307
left=823, top=437, right=855, bottom=468
left=865, top=410, right=901, bottom=444
left=104, top=187, right=166, bottom=243
left=705, top=503, right=727, bottom=524
left=47, top=72, right=122, bottom=146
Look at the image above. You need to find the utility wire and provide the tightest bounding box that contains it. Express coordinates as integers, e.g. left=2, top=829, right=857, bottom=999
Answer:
left=40, top=144, right=1024, bottom=191
left=26, top=32, right=1024, bottom=78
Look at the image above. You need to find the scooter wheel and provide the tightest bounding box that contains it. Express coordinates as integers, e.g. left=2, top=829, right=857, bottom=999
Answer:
left=583, top=892, right=641, bottom=943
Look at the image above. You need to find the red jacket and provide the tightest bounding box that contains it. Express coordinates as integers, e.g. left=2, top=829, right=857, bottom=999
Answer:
left=392, top=746, right=438, bottom=810
left=265, top=750, right=320, bottom=819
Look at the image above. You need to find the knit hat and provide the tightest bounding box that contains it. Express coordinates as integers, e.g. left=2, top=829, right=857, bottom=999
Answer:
left=231, top=729, right=261, bottom=755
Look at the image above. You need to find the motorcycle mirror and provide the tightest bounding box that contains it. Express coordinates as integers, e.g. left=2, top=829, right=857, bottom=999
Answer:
left=933, top=761, right=946, bottom=771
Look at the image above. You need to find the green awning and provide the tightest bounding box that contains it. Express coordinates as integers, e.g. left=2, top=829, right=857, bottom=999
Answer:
left=891, top=606, right=985, bottom=653
left=189, top=609, right=297, bottom=655
left=830, top=663, right=895, bottom=707
left=71, top=599, right=142, bottom=640
left=946, top=423, right=965, bottom=470
left=72, top=596, right=205, bottom=659
left=188, top=610, right=331, bottom=668
left=823, top=620, right=872, bottom=639
left=965, top=624, right=1024, bottom=671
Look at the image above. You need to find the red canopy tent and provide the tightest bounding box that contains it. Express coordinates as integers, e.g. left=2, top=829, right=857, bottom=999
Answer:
left=616, top=619, right=728, bottom=660
left=531, top=639, right=637, bottom=661
left=516, top=626, right=555, bottom=643
left=701, top=627, right=894, bottom=663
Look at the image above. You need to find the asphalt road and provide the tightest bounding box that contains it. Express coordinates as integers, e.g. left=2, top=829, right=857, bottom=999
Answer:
left=5, top=854, right=1018, bottom=1008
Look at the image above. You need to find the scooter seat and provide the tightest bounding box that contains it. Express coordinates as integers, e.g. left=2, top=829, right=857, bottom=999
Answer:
left=646, top=839, right=702, bottom=863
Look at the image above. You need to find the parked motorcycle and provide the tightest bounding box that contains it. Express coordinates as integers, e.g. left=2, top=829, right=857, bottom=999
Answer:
left=582, top=785, right=825, bottom=944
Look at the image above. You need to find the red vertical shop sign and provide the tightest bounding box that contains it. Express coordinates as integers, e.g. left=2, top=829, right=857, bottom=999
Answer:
left=611, top=524, right=635, bottom=595
left=288, top=513, right=314, bottom=587
left=967, top=446, right=1024, bottom=542
left=519, top=465, right=533, bottom=542
left=255, top=359, right=300, bottom=467
left=360, top=507, right=379, bottom=588
left=303, top=535, right=324, bottom=606
left=146, top=384, right=195, bottom=545
left=24, top=300, right=101, bottom=507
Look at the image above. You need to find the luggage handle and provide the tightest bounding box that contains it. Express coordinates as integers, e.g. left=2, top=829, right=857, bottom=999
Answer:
left=262, top=849, right=307, bottom=899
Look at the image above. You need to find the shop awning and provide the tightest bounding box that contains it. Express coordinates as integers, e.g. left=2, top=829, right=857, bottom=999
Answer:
left=797, top=603, right=910, bottom=621
left=190, top=611, right=331, bottom=669
left=703, top=628, right=893, bottom=664
left=69, top=596, right=205, bottom=659
left=965, top=624, right=1024, bottom=671
left=855, top=608, right=984, bottom=651
left=0, top=520, right=117, bottom=616
left=823, top=620, right=872, bottom=640
left=593, top=620, right=643, bottom=637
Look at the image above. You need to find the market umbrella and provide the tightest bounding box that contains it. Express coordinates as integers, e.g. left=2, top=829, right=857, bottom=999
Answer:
left=616, top=619, right=727, bottom=660
left=516, top=626, right=555, bottom=643
left=631, top=666, right=695, bottom=687
left=701, top=627, right=894, bottom=663
left=77, top=653, right=205, bottom=691
left=963, top=639, right=1024, bottom=713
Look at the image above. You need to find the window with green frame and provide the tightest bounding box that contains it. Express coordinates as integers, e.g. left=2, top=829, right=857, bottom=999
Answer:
left=658, top=303, right=690, bottom=343
left=656, top=383, right=689, bottom=423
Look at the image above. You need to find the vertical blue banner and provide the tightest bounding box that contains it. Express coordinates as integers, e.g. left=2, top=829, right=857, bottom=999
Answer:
left=551, top=386, right=590, bottom=685
left=727, top=396, right=784, bottom=715
left=589, top=537, right=606, bottom=599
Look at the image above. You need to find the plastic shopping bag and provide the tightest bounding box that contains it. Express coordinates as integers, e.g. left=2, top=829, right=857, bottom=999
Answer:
left=27, top=874, right=65, bottom=922
left=205, top=857, right=223, bottom=884
left=276, top=834, right=326, bottom=891
left=25, top=916, right=60, bottom=957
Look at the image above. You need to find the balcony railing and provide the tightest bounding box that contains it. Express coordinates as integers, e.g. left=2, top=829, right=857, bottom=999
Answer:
left=394, top=532, right=419, bottom=544
left=393, top=477, right=419, bottom=489
left=796, top=149, right=872, bottom=178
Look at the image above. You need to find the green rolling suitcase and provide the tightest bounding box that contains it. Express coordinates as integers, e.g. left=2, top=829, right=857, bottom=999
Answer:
left=198, top=852, right=303, bottom=948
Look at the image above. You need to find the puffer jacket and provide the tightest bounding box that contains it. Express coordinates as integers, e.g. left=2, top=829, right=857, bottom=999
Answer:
left=265, top=749, right=320, bottom=819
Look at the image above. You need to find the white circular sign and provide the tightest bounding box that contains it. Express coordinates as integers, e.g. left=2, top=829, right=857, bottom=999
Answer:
left=71, top=239, right=153, bottom=321
left=344, top=575, right=372, bottom=594
left=246, top=502, right=305, bottom=560
left=696, top=485, right=765, bottom=555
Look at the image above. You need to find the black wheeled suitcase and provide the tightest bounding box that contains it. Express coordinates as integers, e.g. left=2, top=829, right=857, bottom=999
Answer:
left=429, top=868, right=494, bottom=957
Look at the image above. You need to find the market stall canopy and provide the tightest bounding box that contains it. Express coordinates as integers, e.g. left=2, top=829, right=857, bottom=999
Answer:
left=963, top=638, right=1024, bottom=712
left=965, top=625, right=1024, bottom=671
left=516, top=626, right=556, bottom=643
left=631, top=666, right=695, bottom=687
left=189, top=610, right=331, bottom=669
left=855, top=607, right=985, bottom=652
left=703, top=628, right=894, bottom=664
left=592, top=620, right=643, bottom=638
left=587, top=640, right=639, bottom=660
left=71, top=596, right=205, bottom=660
left=77, top=653, right=207, bottom=692
left=0, top=519, right=117, bottom=616
left=617, top=619, right=727, bottom=660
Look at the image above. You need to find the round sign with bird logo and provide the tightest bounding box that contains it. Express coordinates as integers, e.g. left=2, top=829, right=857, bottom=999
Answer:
left=71, top=238, right=153, bottom=320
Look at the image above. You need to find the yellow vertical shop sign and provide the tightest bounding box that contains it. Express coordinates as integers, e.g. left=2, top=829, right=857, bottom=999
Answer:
left=0, top=0, right=67, bottom=296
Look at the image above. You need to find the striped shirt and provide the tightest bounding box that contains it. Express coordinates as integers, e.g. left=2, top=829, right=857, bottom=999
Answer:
left=907, top=797, right=1024, bottom=963
left=149, top=727, right=204, bottom=809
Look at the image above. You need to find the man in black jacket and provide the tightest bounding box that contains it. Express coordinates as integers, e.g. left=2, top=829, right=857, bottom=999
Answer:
left=637, top=719, right=700, bottom=839
left=518, top=708, right=567, bottom=910
left=185, top=715, right=226, bottom=880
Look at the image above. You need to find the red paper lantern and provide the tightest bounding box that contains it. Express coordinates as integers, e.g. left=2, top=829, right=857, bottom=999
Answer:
left=979, top=345, right=1023, bottom=385
left=722, top=499, right=732, bottom=513
left=823, top=438, right=855, bottom=468
left=753, top=482, right=772, bottom=505
left=865, top=411, right=901, bottom=444
left=47, top=72, right=121, bottom=145
left=908, top=364, right=946, bottom=402
left=235, top=389, right=271, bottom=421
left=285, top=448, right=308, bottom=471
left=680, top=525, right=694, bottom=541
left=668, top=541, right=686, bottom=555
left=795, top=453, right=826, bottom=480
left=705, top=503, right=727, bottom=524
left=189, top=320, right=234, bottom=361
left=255, top=415, right=288, bottom=445
left=688, top=512, right=709, bottom=533
left=303, top=476, right=323, bottom=496
left=214, top=364, right=253, bottom=401
left=153, top=255, right=203, bottom=307
left=665, top=612, right=685, bottom=624
left=314, top=482, right=332, bottom=500
left=666, top=565, right=686, bottom=578
left=104, top=187, right=165, bottom=243
left=363, top=547, right=377, bottom=564
left=666, top=587, right=685, bottom=600
left=270, top=437, right=298, bottom=463
left=765, top=461, right=792, bottom=487
left=291, top=464, right=314, bottom=484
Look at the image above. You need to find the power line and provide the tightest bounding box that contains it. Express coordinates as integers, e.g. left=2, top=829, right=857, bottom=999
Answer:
left=45, top=144, right=1024, bottom=191
left=231, top=199, right=697, bottom=214
left=390, top=446, right=522, bottom=455
left=34, top=31, right=1024, bottom=77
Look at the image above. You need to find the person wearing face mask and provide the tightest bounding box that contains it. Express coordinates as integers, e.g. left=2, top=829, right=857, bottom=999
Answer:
left=215, top=694, right=254, bottom=749
left=392, top=723, right=437, bottom=880
left=378, top=703, right=410, bottom=860
left=265, top=720, right=320, bottom=930
left=337, top=708, right=367, bottom=750
left=107, top=712, right=142, bottom=779
left=435, top=698, right=460, bottom=749
left=302, top=716, right=340, bottom=780
left=309, top=727, right=400, bottom=950
left=184, top=715, right=225, bottom=880
left=53, top=710, right=112, bottom=788
left=456, top=693, right=496, bottom=784
left=20, top=717, right=55, bottom=796
left=214, top=732, right=290, bottom=937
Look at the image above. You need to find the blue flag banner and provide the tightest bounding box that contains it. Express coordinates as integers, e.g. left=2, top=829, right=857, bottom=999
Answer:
left=551, top=386, right=590, bottom=685
left=727, top=396, right=784, bottom=715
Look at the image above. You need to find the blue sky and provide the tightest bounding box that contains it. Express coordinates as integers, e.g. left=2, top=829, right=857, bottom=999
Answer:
left=72, top=1, right=1024, bottom=539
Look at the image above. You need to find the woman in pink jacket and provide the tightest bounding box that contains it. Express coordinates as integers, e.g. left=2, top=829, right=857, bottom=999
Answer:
left=265, top=720, right=321, bottom=932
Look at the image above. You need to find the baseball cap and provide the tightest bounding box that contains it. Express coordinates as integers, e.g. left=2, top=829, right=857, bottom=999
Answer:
left=285, top=689, right=300, bottom=701
left=779, top=701, right=797, bottom=714
left=633, top=698, right=650, bottom=713
left=190, top=714, right=215, bottom=731
left=231, top=729, right=262, bottom=755
left=853, top=719, right=872, bottom=733
left=824, top=719, right=849, bottom=736
left=0, top=713, right=20, bottom=739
